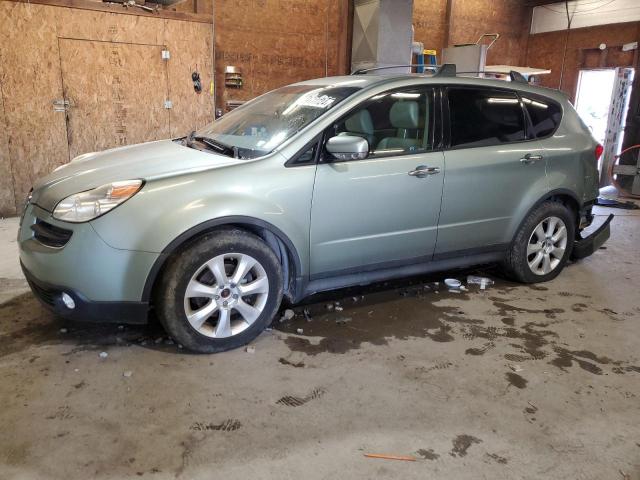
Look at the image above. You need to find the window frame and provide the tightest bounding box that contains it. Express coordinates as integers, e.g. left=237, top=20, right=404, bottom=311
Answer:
left=519, top=93, right=563, bottom=140
left=319, top=84, right=443, bottom=164
left=284, top=134, right=323, bottom=168
left=443, top=85, right=535, bottom=151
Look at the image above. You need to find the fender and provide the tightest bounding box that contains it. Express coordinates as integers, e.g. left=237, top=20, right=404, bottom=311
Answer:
left=141, top=216, right=303, bottom=303
left=509, top=188, right=581, bottom=246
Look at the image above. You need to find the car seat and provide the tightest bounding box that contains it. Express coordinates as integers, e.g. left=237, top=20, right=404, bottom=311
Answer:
left=376, top=101, right=421, bottom=150
left=338, top=109, right=375, bottom=147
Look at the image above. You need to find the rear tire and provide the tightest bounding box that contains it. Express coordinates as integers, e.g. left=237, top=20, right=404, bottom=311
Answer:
left=156, top=228, right=283, bottom=353
left=502, top=201, right=575, bottom=284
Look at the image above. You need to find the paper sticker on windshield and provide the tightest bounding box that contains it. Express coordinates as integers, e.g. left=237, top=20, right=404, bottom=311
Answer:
left=297, top=91, right=337, bottom=109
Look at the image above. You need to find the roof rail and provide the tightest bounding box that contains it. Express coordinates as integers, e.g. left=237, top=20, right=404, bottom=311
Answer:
left=433, top=63, right=456, bottom=77
left=455, top=70, right=530, bottom=83
left=508, top=70, right=528, bottom=83
left=351, top=64, right=439, bottom=75
left=350, top=64, right=529, bottom=83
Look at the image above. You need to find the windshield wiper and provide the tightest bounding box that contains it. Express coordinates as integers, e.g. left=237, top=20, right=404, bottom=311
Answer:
left=192, top=136, right=237, bottom=158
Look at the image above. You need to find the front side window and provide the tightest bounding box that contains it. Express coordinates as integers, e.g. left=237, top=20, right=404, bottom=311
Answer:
left=522, top=96, right=562, bottom=138
left=194, top=85, right=360, bottom=159
left=328, top=88, right=435, bottom=158
left=448, top=88, right=526, bottom=148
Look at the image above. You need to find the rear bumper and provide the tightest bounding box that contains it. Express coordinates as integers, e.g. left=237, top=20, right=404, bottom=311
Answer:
left=572, top=214, right=613, bottom=260
left=22, top=263, right=149, bottom=324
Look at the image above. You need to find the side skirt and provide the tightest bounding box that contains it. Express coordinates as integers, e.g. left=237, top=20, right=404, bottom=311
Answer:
left=299, top=250, right=506, bottom=300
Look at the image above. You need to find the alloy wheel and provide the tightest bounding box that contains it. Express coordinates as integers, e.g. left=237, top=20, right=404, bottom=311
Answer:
left=183, top=253, right=269, bottom=338
left=526, top=216, right=568, bottom=276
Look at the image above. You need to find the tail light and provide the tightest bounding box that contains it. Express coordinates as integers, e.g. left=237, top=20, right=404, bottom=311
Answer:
left=595, top=144, right=604, bottom=161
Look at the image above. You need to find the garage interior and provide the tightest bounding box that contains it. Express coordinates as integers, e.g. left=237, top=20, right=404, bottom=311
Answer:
left=1, top=0, right=639, bottom=478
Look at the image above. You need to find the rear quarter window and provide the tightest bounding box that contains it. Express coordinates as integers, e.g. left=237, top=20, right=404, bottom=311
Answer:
left=448, top=88, right=526, bottom=148
left=522, top=96, right=562, bottom=138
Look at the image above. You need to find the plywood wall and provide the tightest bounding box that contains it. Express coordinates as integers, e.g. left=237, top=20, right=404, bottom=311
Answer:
left=0, top=1, right=214, bottom=215
left=213, top=0, right=349, bottom=109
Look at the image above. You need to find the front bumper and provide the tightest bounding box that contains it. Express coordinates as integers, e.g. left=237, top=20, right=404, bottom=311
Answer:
left=19, top=203, right=159, bottom=323
left=572, top=214, right=613, bottom=260
left=22, top=263, right=149, bottom=324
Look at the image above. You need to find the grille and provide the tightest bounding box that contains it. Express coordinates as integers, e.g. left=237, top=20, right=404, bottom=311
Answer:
left=31, top=219, right=73, bottom=248
left=27, top=278, right=57, bottom=306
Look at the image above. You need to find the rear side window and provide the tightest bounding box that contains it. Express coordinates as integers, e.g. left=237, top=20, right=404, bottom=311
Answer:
left=522, top=97, right=562, bottom=138
left=448, top=88, right=526, bottom=148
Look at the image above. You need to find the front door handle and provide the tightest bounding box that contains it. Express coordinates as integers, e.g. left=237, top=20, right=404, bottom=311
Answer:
left=520, top=153, right=544, bottom=164
left=408, top=165, right=441, bottom=178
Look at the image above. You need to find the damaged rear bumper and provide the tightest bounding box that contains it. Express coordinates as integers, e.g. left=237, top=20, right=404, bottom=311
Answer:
left=572, top=214, right=613, bottom=260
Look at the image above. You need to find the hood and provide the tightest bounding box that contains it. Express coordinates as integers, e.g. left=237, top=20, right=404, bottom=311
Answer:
left=32, top=140, right=243, bottom=212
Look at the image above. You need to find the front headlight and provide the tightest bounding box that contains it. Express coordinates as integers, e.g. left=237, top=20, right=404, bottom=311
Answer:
left=53, top=180, right=143, bottom=223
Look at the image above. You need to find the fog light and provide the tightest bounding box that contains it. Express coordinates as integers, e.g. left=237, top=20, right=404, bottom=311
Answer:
left=61, top=292, right=76, bottom=310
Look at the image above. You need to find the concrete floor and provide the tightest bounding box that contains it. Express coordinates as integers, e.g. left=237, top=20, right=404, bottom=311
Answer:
left=0, top=206, right=639, bottom=480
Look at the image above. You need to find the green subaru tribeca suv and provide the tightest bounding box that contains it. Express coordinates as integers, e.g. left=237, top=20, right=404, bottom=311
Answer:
left=19, top=65, right=612, bottom=353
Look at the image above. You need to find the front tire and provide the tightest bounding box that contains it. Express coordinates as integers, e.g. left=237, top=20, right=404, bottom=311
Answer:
left=503, top=201, right=575, bottom=283
left=156, top=228, right=283, bottom=353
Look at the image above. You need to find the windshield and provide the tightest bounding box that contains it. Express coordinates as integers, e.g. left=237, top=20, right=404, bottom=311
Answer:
left=194, top=85, right=361, bottom=159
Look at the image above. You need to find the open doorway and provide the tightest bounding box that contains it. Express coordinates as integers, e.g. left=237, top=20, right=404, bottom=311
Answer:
left=575, top=69, right=616, bottom=146
left=575, top=68, right=635, bottom=185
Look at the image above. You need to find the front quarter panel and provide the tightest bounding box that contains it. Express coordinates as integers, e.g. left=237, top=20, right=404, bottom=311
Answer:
left=90, top=153, right=315, bottom=276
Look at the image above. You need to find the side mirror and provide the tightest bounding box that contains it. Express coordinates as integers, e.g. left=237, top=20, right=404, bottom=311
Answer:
left=326, top=136, right=369, bottom=161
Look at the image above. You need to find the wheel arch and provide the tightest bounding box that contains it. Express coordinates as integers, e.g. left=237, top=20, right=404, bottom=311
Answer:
left=511, top=188, right=581, bottom=246
left=141, top=216, right=303, bottom=304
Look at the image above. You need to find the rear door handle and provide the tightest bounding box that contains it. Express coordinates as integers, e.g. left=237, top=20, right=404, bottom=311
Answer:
left=520, top=154, right=544, bottom=164
left=408, top=165, right=441, bottom=178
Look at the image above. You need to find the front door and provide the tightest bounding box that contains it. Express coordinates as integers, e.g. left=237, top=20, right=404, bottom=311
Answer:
left=436, top=87, right=548, bottom=255
left=309, top=87, right=444, bottom=276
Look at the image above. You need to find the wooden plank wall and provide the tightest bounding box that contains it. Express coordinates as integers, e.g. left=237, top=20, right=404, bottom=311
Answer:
left=0, top=1, right=214, bottom=216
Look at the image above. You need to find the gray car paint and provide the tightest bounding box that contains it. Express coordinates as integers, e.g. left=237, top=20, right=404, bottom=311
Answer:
left=19, top=73, right=599, bottom=308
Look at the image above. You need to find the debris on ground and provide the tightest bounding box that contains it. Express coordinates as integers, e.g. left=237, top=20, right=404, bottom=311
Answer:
left=246, top=346, right=255, bottom=354
left=467, top=275, right=494, bottom=290
left=99, top=352, right=108, bottom=359
left=444, top=278, right=461, bottom=289
left=303, top=308, right=312, bottom=322
left=296, top=328, right=304, bottom=335
left=595, top=197, right=639, bottom=210
left=364, top=453, right=417, bottom=462
left=59, top=328, right=68, bottom=334
left=118, top=325, right=124, bottom=330
left=509, top=364, right=524, bottom=372
left=326, top=303, right=334, bottom=311
left=280, top=309, right=295, bottom=322
left=336, top=316, right=352, bottom=325
left=154, top=337, right=163, bottom=344
left=335, top=304, right=344, bottom=312
left=123, top=370, right=132, bottom=378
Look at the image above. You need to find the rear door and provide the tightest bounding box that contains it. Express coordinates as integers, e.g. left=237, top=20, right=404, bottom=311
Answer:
left=309, top=86, right=445, bottom=276
left=436, top=87, right=548, bottom=256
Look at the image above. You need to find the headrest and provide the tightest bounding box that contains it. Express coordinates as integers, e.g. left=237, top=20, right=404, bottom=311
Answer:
left=390, top=101, right=419, bottom=129
left=345, top=109, right=374, bottom=134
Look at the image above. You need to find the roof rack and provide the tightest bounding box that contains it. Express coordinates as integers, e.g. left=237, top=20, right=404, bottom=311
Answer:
left=351, top=63, right=457, bottom=76
left=351, top=64, right=529, bottom=83
left=455, top=70, right=529, bottom=83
